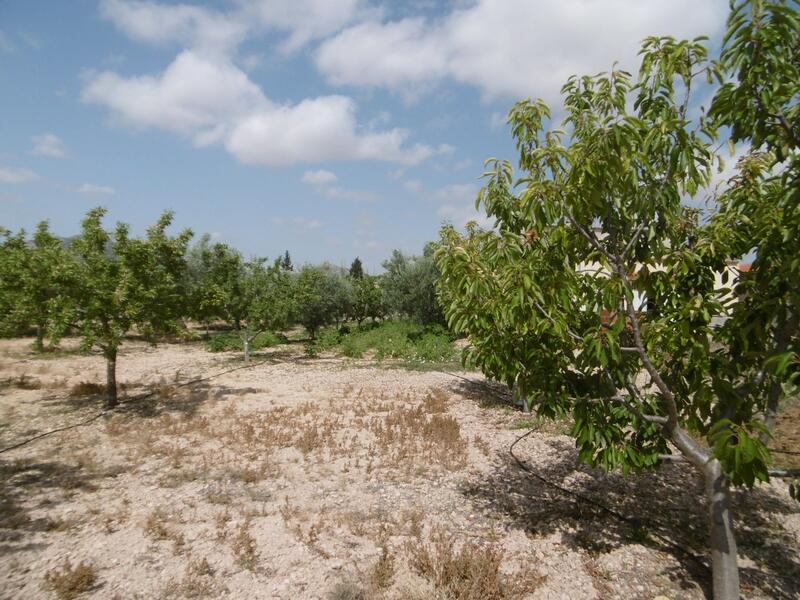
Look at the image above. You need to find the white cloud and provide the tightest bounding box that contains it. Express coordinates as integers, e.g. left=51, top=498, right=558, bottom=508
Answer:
left=324, top=186, right=380, bottom=203
left=293, top=216, right=322, bottom=230
left=434, top=182, right=493, bottom=228
left=489, top=111, right=506, bottom=131
left=83, top=51, right=265, bottom=146
left=433, top=183, right=480, bottom=204
left=84, top=51, right=442, bottom=166
left=100, top=0, right=371, bottom=55
left=302, top=169, right=338, bottom=185
left=0, top=166, right=39, bottom=184
left=226, top=95, right=439, bottom=166
left=403, top=179, right=422, bottom=193
left=317, top=0, right=727, bottom=102
left=78, top=183, right=116, bottom=195
left=100, top=0, right=247, bottom=56
left=246, top=0, right=371, bottom=52
left=31, top=133, right=66, bottom=158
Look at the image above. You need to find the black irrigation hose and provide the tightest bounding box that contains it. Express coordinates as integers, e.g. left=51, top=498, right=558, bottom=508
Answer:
left=508, top=426, right=712, bottom=574
left=772, top=448, right=800, bottom=456
left=0, top=356, right=277, bottom=455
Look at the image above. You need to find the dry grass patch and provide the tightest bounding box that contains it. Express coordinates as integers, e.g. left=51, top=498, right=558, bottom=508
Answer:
left=42, top=559, right=97, bottom=600
left=231, top=520, right=259, bottom=571
left=68, top=381, right=105, bottom=397
left=407, top=527, right=543, bottom=600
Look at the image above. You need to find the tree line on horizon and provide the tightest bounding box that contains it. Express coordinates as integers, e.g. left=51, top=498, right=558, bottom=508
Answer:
left=0, top=207, right=445, bottom=406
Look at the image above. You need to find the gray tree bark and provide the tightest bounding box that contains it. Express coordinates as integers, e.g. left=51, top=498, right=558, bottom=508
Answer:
left=105, top=347, right=118, bottom=409
left=705, top=458, right=740, bottom=600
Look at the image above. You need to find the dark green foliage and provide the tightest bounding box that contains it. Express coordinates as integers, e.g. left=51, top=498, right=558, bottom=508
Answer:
left=317, top=320, right=456, bottom=363
left=72, top=207, right=193, bottom=406
left=294, top=264, right=350, bottom=337
left=381, top=244, right=445, bottom=326
left=349, top=256, right=364, bottom=279
left=436, top=3, right=798, bottom=595
left=0, top=222, right=77, bottom=349
left=350, top=275, right=385, bottom=325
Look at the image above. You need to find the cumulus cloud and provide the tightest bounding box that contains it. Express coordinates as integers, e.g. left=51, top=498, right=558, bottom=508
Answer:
left=247, top=0, right=371, bottom=52
left=302, top=169, right=338, bottom=185
left=84, top=50, right=441, bottom=166
left=0, top=166, right=39, bottom=184
left=31, top=133, right=66, bottom=158
left=317, top=0, right=727, bottom=102
left=226, top=95, right=439, bottom=166
left=100, top=0, right=248, bottom=56
left=100, top=0, right=370, bottom=55
left=433, top=182, right=493, bottom=228
left=78, top=183, right=116, bottom=195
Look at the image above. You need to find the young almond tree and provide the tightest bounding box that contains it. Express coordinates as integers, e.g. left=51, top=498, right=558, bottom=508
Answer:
left=0, top=222, right=76, bottom=351
left=73, top=208, right=192, bottom=408
left=236, top=259, right=294, bottom=362
left=436, top=3, right=797, bottom=598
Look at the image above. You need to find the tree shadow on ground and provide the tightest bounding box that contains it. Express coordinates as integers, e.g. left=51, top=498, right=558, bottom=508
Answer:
left=0, top=458, right=104, bottom=557
left=118, top=381, right=261, bottom=419
left=459, top=426, right=800, bottom=599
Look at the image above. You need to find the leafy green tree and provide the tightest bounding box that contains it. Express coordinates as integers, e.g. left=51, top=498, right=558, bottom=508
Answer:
left=73, top=208, right=192, bottom=408
left=381, top=245, right=445, bottom=325
left=185, top=241, right=249, bottom=331
left=349, top=256, right=364, bottom=279
left=185, top=234, right=222, bottom=334
left=351, top=275, right=385, bottom=325
left=436, top=5, right=797, bottom=597
left=294, top=265, right=339, bottom=338
left=0, top=222, right=76, bottom=350
left=236, top=258, right=294, bottom=362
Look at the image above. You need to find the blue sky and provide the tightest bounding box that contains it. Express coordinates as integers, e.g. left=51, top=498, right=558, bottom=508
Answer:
left=0, top=0, right=729, bottom=271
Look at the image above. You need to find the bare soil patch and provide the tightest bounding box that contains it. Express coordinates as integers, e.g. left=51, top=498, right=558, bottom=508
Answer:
left=1, top=338, right=797, bottom=599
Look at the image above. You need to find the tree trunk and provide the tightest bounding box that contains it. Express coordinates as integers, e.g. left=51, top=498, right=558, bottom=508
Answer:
left=34, top=323, right=44, bottom=353
left=244, top=337, right=251, bottom=363
left=105, top=347, right=118, bottom=409
left=704, top=458, right=740, bottom=600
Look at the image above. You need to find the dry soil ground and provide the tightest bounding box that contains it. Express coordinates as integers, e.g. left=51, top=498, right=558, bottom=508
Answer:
left=0, top=337, right=798, bottom=600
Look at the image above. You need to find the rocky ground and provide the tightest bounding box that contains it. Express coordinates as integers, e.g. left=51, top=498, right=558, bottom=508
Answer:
left=0, top=337, right=798, bottom=599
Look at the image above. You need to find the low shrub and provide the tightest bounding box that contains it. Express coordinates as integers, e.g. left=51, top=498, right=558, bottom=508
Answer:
left=42, top=559, right=97, bottom=600
left=206, top=331, right=281, bottom=353
left=327, top=320, right=456, bottom=363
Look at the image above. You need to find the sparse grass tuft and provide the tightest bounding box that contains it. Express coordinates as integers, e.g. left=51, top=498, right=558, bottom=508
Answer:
left=69, top=381, right=106, bottom=397
left=369, top=545, right=395, bottom=589
left=231, top=520, right=258, bottom=571
left=327, top=580, right=367, bottom=600
left=406, top=528, right=537, bottom=600
left=42, top=559, right=97, bottom=600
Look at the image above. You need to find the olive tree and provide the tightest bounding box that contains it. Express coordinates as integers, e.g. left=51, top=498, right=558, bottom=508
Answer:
left=381, top=245, right=445, bottom=325
left=0, top=222, right=76, bottom=350
left=73, top=208, right=192, bottom=408
left=436, top=4, right=797, bottom=598
left=294, top=265, right=340, bottom=338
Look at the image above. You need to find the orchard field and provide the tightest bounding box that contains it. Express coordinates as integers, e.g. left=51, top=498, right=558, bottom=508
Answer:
left=1, top=334, right=798, bottom=600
